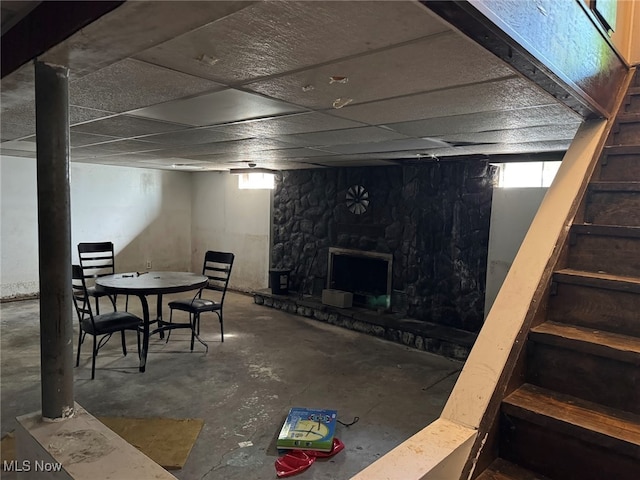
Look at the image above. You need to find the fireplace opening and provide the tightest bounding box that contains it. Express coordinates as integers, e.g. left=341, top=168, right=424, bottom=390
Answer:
left=327, top=247, right=392, bottom=309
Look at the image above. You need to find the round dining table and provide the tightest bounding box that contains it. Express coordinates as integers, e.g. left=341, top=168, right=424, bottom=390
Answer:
left=96, top=271, right=208, bottom=372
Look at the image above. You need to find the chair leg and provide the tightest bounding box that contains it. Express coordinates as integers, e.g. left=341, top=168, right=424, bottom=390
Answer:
left=121, top=330, right=127, bottom=356
left=165, top=309, right=174, bottom=343
left=190, top=314, right=197, bottom=351
left=76, top=331, right=84, bottom=367
left=136, top=328, right=141, bottom=359
left=219, top=312, right=224, bottom=342
left=91, top=335, right=97, bottom=380
left=95, top=297, right=100, bottom=315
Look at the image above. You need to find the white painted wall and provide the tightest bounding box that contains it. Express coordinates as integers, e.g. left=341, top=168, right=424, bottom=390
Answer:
left=484, top=187, right=547, bottom=317
left=1, top=156, right=192, bottom=299
left=191, top=172, right=271, bottom=292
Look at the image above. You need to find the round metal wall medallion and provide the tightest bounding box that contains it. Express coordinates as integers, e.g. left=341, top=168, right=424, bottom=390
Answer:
left=346, top=185, right=369, bottom=214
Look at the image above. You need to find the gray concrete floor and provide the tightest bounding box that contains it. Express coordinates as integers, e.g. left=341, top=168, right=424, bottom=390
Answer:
left=1, top=291, right=462, bottom=480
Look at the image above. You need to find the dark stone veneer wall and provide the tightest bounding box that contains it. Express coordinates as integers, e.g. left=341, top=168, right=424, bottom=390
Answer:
left=271, top=161, right=496, bottom=333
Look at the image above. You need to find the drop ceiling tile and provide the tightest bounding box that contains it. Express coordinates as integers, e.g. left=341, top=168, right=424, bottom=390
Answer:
left=156, top=137, right=294, bottom=159
left=0, top=148, right=36, bottom=158
left=425, top=140, right=572, bottom=158
left=274, top=126, right=410, bottom=147
left=310, top=158, right=398, bottom=167
left=0, top=140, right=37, bottom=152
left=131, top=89, right=305, bottom=127
left=72, top=139, right=164, bottom=158
left=440, top=123, right=581, bottom=145
left=135, top=127, right=250, bottom=146
left=245, top=33, right=515, bottom=109
left=211, top=112, right=367, bottom=137
left=20, top=132, right=121, bottom=148
left=70, top=58, right=223, bottom=113
left=0, top=101, right=35, bottom=140
left=0, top=101, right=116, bottom=141
left=71, top=107, right=116, bottom=125
left=72, top=115, right=189, bottom=138
left=384, top=104, right=582, bottom=138
left=1, top=122, right=32, bottom=142
left=134, top=1, right=449, bottom=85
left=329, top=77, right=557, bottom=125
left=321, top=138, right=453, bottom=155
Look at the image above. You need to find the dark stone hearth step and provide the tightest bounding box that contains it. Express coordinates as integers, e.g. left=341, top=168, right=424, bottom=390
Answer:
left=252, top=289, right=475, bottom=361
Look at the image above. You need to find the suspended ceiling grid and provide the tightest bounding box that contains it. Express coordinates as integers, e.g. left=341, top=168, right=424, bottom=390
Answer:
left=0, top=1, right=582, bottom=171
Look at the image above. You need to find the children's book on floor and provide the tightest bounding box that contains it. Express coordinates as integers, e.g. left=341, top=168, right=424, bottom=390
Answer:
left=276, top=407, right=338, bottom=452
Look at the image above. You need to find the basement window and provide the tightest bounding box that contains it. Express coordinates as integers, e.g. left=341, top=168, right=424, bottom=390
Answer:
left=495, top=161, right=561, bottom=188
left=238, top=172, right=275, bottom=190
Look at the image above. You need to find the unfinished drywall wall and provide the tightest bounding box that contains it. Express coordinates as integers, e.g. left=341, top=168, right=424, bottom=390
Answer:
left=191, top=172, right=270, bottom=292
left=0, top=156, right=192, bottom=299
left=484, top=187, right=548, bottom=317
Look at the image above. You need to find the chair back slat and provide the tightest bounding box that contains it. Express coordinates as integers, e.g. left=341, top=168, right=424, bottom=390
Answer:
left=72, top=264, right=95, bottom=322
left=78, top=242, right=116, bottom=284
left=201, top=251, right=234, bottom=302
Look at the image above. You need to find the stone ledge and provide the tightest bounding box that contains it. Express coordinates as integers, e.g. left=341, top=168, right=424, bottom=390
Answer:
left=253, top=289, right=475, bottom=361
left=15, top=403, right=176, bottom=480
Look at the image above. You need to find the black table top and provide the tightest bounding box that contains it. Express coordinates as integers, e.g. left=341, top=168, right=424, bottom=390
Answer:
left=95, top=271, right=208, bottom=296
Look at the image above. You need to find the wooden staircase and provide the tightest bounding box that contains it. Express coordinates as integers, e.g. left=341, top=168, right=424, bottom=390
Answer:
left=476, top=71, right=640, bottom=478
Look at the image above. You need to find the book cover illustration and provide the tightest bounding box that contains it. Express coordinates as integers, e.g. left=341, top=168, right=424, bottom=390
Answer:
left=276, top=407, right=338, bottom=452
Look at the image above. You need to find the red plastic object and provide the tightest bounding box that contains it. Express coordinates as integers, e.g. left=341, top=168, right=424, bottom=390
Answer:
left=304, top=438, right=345, bottom=458
left=275, top=451, right=315, bottom=478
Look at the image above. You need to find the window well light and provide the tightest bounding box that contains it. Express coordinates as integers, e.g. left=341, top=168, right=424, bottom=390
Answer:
left=230, top=167, right=277, bottom=190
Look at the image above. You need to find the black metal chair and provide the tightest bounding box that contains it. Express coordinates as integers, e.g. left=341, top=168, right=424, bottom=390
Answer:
left=78, top=241, right=124, bottom=314
left=72, top=264, right=142, bottom=379
left=166, top=251, right=235, bottom=351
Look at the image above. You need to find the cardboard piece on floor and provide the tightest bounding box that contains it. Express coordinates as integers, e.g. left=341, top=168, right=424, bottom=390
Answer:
left=98, top=417, right=204, bottom=470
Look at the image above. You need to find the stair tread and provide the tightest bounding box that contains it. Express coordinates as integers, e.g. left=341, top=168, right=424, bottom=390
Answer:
left=571, top=223, right=640, bottom=238
left=530, top=321, right=640, bottom=363
left=477, top=458, right=552, bottom=480
left=589, top=181, right=640, bottom=192
left=553, top=269, right=640, bottom=293
left=603, top=144, right=640, bottom=155
left=617, top=112, right=640, bottom=122
left=503, top=384, right=640, bottom=449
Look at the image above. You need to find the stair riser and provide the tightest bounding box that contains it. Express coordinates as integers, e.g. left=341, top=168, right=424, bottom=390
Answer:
left=500, top=415, right=640, bottom=480
left=567, top=235, right=640, bottom=277
left=548, top=283, right=640, bottom=337
left=624, top=95, right=640, bottom=113
left=600, top=154, right=640, bottom=181
left=526, top=343, right=640, bottom=414
left=612, top=122, right=640, bottom=145
left=585, top=192, right=640, bottom=226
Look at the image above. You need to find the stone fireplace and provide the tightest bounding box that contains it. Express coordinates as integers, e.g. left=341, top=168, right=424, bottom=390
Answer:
left=327, top=247, right=392, bottom=308
left=270, top=161, right=496, bottom=335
